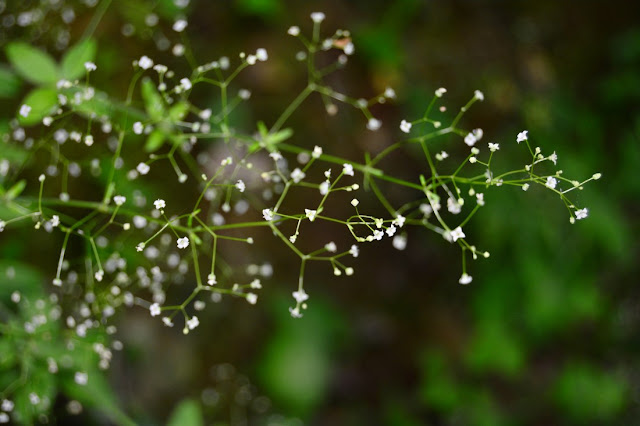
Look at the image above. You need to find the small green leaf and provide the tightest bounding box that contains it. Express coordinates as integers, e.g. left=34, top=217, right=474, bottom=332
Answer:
left=141, top=78, right=166, bottom=121
left=18, top=88, right=58, bottom=126
left=5, top=42, right=59, bottom=85
left=61, top=39, right=97, bottom=80
left=169, top=101, right=189, bottom=121
left=5, top=179, right=26, bottom=200
left=0, top=65, right=22, bottom=98
left=268, top=128, right=293, bottom=145
left=167, top=399, right=203, bottom=426
left=145, top=129, right=166, bottom=152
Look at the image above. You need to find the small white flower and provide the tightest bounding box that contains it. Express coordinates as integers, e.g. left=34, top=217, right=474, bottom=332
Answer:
left=383, top=87, right=396, bottom=99
left=246, top=293, right=258, bottom=304
left=464, top=132, right=477, bottom=146
left=310, top=12, right=326, bottom=23
left=256, top=48, right=268, bottom=61
left=476, top=193, right=485, bottom=206
left=74, top=372, right=88, bottom=386
left=0, top=413, right=9, bottom=423
left=488, top=142, right=500, bottom=152
left=305, top=209, right=317, bottom=222
left=207, top=273, right=217, bottom=285
left=43, top=117, right=53, bottom=126
left=154, top=199, right=166, bottom=210
left=343, top=42, right=355, bottom=55
left=325, top=241, right=337, bottom=252
left=517, top=130, right=528, bottom=143
left=288, top=26, right=300, bottom=36
left=262, top=209, right=274, bottom=221
left=350, top=244, right=359, bottom=257
left=173, top=19, right=188, bottom=32
left=343, top=163, right=354, bottom=176
left=177, top=237, right=189, bottom=249
left=312, top=145, right=323, bottom=159
left=239, top=89, right=251, bottom=100
left=187, top=316, right=199, bottom=329
left=84, top=62, right=97, bottom=72
left=400, top=120, right=412, bottom=133
left=149, top=303, right=161, bottom=316
left=162, top=317, right=174, bottom=327
left=459, top=273, right=473, bottom=285
left=435, top=87, right=447, bottom=97
left=447, top=197, right=462, bottom=214
left=138, top=55, right=153, bottom=70
left=136, top=243, right=145, bottom=252
left=392, top=234, right=407, bottom=250
left=373, top=230, right=384, bottom=240
left=291, top=168, right=306, bottom=183
left=180, top=78, right=192, bottom=90
left=575, top=208, right=588, bottom=220
left=450, top=226, right=465, bottom=242
left=549, top=151, right=558, bottom=165
left=393, top=215, right=406, bottom=228
left=235, top=179, right=246, bottom=192
left=351, top=198, right=359, bottom=207
left=545, top=176, right=557, bottom=189
left=293, top=289, right=309, bottom=303
left=367, top=118, right=381, bottom=131
left=19, top=104, right=31, bottom=117
left=137, top=162, right=150, bottom=175
left=522, top=183, right=530, bottom=191
left=84, top=135, right=94, bottom=146
left=113, top=195, right=126, bottom=206
left=51, top=215, right=60, bottom=227
left=474, top=90, right=484, bottom=101
left=472, top=128, right=483, bottom=141
left=386, top=225, right=397, bottom=237
left=1, top=399, right=14, bottom=412
left=39, top=174, right=46, bottom=182
left=319, top=180, right=330, bottom=195
left=133, top=121, right=144, bottom=134
left=289, top=306, right=303, bottom=318
left=0, top=220, right=5, bottom=232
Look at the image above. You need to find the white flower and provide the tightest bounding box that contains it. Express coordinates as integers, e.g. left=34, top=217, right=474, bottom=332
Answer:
left=246, top=293, right=258, bottom=304
left=575, top=208, right=588, bottom=220
left=74, top=372, right=88, bottom=386
left=149, top=303, right=161, bottom=316
left=43, top=117, right=53, bottom=126
left=350, top=244, right=359, bottom=257
left=113, top=195, right=126, bottom=206
left=393, top=215, right=406, bottom=228
left=472, top=128, right=483, bottom=141
left=256, top=48, right=268, bottom=61
left=138, top=55, right=153, bottom=70
left=464, top=132, right=477, bottom=146
left=373, top=230, right=384, bottom=240
left=545, top=176, right=557, bottom=189
left=522, top=183, right=530, bottom=191
left=343, top=163, right=354, bottom=176
left=84, top=135, right=94, bottom=146
left=180, top=78, right=192, bottom=90
left=177, top=237, right=190, bottom=249
left=367, top=118, right=381, bottom=131
left=517, top=130, right=528, bottom=143
left=488, top=142, right=500, bottom=152
left=386, top=225, right=397, bottom=237
left=310, top=12, right=325, bottom=23
left=133, top=121, right=144, bottom=134
left=319, top=180, right=330, bottom=195
left=84, top=62, right=97, bottom=72
left=351, top=198, right=359, bottom=207
left=459, top=273, right=473, bottom=285
left=162, top=317, right=174, bottom=327
left=392, top=234, right=407, bottom=250
left=447, top=197, right=462, bottom=214
left=235, top=179, right=246, bottom=192
left=1, top=399, right=14, bottom=412
left=384, top=87, right=396, bottom=98
left=19, top=104, right=31, bottom=117
left=262, top=209, right=274, bottom=221
left=325, top=241, right=337, bottom=252
left=291, top=168, right=306, bottom=183
left=137, top=162, right=150, bottom=175
left=312, top=145, right=323, bottom=158
left=435, top=87, right=447, bottom=97
left=51, top=215, right=60, bottom=227
left=287, top=26, right=300, bottom=36
left=476, top=193, right=485, bottom=206
left=187, top=316, right=199, bottom=329
left=154, top=199, right=166, bottom=210
left=549, top=151, right=558, bottom=165
left=474, top=90, right=484, bottom=101
left=289, top=306, right=303, bottom=318
left=173, top=19, right=188, bottom=32
left=305, top=209, right=317, bottom=222
left=293, top=289, right=309, bottom=303
left=0, top=220, right=5, bottom=232
left=400, top=120, right=412, bottom=133
left=450, top=226, right=465, bottom=242
left=136, top=243, right=145, bottom=252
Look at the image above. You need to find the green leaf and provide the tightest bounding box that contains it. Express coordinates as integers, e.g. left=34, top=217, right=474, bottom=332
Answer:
left=167, top=399, right=203, bottom=426
left=141, top=78, right=166, bottom=121
left=144, top=129, right=166, bottom=152
left=169, top=101, right=189, bottom=121
left=60, top=39, right=97, bottom=80
left=0, top=65, right=22, bottom=98
left=18, top=88, right=58, bottom=126
left=5, top=42, right=59, bottom=85
left=5, top=179, right=26, bottom=200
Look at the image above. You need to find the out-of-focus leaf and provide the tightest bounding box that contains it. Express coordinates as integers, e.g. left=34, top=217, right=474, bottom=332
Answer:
left=5, top=179, right=26, bottom=200
left=169, top=101, right=189, bottom=121
left=0, top=260, right=44, bottom=305
left=61, top=39, right=97, bottom=80
left=12, top=363, right=56, bottom=425
left=464, top=320, right=525, bottom=377
left=419, top=351, right=463, bottom=412
left=5, top=42, right=58, bottom=85
left=141, top=78, right=166, bottom=122
left=0, top=65, right=22, bottom=98
left=18, top=88, right=58, bottom=126
left=145, top=129, right=166, bottom=152
left=167, top=399, right=204, bottom=426
left=235, top=0, right=283, bottom=18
